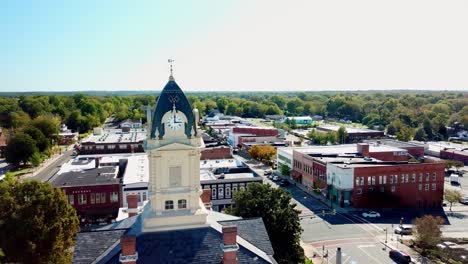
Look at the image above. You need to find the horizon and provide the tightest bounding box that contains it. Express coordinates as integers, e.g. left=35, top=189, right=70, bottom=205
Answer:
left=2, top=0, right=468, bottom=92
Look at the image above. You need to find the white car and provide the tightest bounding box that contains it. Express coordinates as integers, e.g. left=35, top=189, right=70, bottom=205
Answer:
left=437, top=241, right=462, bottom=250
left=362, top=211, right=381, bottom=218
left=272, top=176, right=279, bottom=181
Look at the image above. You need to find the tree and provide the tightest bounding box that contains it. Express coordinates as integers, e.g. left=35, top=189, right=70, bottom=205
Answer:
left=226, top=183, right=304, bottom=264
left=248, top=145, right=277, bottom=162
left=413, top=127, right=428, bottom=142
left=396, top=126, right=414, bottom=142
left=280, top=164, right=291, bottom=176
left=32, top=115, right=60, bottom=137
left=386, top=123, right=397, bottom=135
left=30, top=151, right=42, bottom=167
left=337, top=126, right=347, bottom=144
left=23, top=126, right=49, bottom=152
left=0, top=180, right=79, bottom=263
left=445, top=160, right=464, bottom=172
left=444, top=189, right=463, bottom=211
left=4, top=133, right=38, bottom=166
left=10, top=111, right=31, bottom=129
left=413, top=215, right=444, bottom=253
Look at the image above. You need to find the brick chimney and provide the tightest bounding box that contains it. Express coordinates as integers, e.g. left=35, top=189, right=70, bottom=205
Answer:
left=119, top=235, right=138, bottom=264
left=357, top=143, right=369, bottom=157
left=201, top=188, right=212, bottom=209
left=127, top=194, right=139, bottom=217
left=221, top=225, right=238, bottom=264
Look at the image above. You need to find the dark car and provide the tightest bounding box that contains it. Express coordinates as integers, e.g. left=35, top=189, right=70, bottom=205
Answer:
left=279, top=180, right=290, bottom=187
left=389, top=249, right=411, bottom=264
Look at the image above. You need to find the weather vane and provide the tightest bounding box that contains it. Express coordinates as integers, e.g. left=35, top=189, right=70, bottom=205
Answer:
left=168, top=59, right=174, bottom=77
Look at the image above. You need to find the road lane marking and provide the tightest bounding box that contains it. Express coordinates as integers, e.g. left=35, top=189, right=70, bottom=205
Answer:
left=357, top=245, right=385, bottom=264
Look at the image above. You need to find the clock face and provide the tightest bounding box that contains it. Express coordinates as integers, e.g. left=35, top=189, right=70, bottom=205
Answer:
left=167, top=114, right=183, bottom=131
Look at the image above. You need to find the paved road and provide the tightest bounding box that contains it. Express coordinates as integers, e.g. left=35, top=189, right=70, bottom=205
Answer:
left=233, top=154, right=412, bottom=263
left=30, top=149, right=74, bottom=182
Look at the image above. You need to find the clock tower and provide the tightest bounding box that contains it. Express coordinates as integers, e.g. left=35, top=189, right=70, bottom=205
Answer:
left=143, top=71, right=206, bottom=232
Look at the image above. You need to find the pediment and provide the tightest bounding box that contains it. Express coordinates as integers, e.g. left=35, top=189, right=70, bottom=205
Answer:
left=155, top=142, right=197, bottom=151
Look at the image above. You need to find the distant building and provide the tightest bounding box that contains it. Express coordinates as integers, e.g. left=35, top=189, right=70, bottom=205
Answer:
left=440, top=148, right=468, bottom=165
left=289, top=143, right=445, bottom=208
left=53, top=154, right=149, bottom=223
left=316, top=125, right=384, bottom=142
left=79, top=128, right=146, bottom=155
left=228, top=126, right=279, bottom=146
left=119, top=119, right=142, bottom=129
left=200, top=158, right=263, bottom=212
left=201, top=146, right=232, bottom=160
left=284, top=116, right=313, bottom=125
left=53, top=160, right=123, bottom=223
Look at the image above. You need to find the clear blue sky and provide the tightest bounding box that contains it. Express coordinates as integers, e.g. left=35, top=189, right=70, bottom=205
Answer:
left=2, top=0, right=467, bottom=91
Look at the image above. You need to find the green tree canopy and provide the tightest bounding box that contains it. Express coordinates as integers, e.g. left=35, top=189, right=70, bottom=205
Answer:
left=23, top=126, right=49, bottom=152
left=226, top=183, right=304, bottom=264
left=414, top=215, right=445, bottom=253
left=444, top=189, right=463, bottom=211
left=0, top=180, right=79, bottom=263
left=4, top=133, right=38, bottom=166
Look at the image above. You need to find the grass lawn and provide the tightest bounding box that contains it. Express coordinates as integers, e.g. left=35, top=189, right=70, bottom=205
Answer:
left=9, top=167, right=32, bottom=177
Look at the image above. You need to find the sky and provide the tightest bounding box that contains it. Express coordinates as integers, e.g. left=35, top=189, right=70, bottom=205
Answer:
left=2, top=0, right=468, bottom=92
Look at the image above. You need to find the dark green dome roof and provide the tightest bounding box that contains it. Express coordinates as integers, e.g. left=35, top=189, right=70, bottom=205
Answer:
left=150, top=78, right=196, bottom=139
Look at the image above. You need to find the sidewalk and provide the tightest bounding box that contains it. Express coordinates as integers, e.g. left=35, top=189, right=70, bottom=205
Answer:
left=22, top=145, right=73, bottom=180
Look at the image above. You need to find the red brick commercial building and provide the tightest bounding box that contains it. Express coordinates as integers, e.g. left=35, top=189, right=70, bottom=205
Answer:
left=315, top=125, right=384, bottom=143
left=228, top=126, right=279, bottom=146
left=53, top=165, right=122, bottom=224
left=79, top=129, right=146, bottom=155
left=335, top=161, right=445, bottom=208
left=440, top=148, right=468, bottom=165
left=291, top=143, right=445, bottom=208
left=201, top=146, right=232, bottom=160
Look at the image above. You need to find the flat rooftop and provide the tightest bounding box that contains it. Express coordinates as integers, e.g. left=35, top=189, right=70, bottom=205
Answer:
left=365, top=139, right=425, bottom=149
left=317, top=125, right=382, bottom=133
left=82, top=129, right=146, bottom=144
left=53, top=167, right=120, bottom=187
left=56, top=154, right=149, bottom=186
left=200, top=171, right=256, bottom=181
left=292, top=143, right=406, bottom=156
left=200, top=158, right=244, bottom=170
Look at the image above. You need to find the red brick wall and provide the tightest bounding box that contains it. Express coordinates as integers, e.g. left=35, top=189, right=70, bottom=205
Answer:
left=440, top=149, right=468, bottom=165
left=232, top=127, right=278, bottom=137
left=369, top=151, right=408, bottom=162
left=351, top=162, right=445, bottom=208
left=292, top=151, right=327, bottom=188
left=201, top=147, right=232, bottom=160
left=62, top=184, right=122, bottom=221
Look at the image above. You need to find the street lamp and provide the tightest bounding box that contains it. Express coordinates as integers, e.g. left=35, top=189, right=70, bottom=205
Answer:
left=384, top=228, right=388, bottom=244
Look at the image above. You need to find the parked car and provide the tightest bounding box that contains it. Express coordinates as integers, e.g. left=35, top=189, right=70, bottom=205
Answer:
left=437, top=241, right=463, bottom=250
left=394, top=225, right=413, bottom=235
left=272, top=176, right=279, bottom=181
left=389, top=249, right=411, bottom=264
left=264, top=170, right=272, bottom=176
left=279, top=180, right=290, bottom=187
left=362, top=211, right=381, bottom=218
left=459, top=197, right=468, bottom=205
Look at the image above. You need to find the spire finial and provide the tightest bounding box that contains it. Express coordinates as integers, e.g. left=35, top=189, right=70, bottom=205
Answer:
left=168, top=59, right=175, bottom=81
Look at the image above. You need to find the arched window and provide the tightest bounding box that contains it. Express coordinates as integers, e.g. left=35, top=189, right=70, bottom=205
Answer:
left=178, top=199, right=187, bottom=209
left=165, top=200, right=174, bottom=210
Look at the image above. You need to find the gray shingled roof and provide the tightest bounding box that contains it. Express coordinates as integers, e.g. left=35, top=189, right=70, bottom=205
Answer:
left=219, top=218, right=274, bottom=256
left=74, top=215, right=274, bottom=264
left=102, top=227, right=269, bottom=264
left=72, top=229, right=126, bottom=264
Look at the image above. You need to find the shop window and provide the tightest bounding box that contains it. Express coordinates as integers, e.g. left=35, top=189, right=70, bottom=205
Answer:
left=68, top=195, right=74, bottom=205
left=110, top=192, right=119, bottom=203
left=78, top=194, right=87, bottom=205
